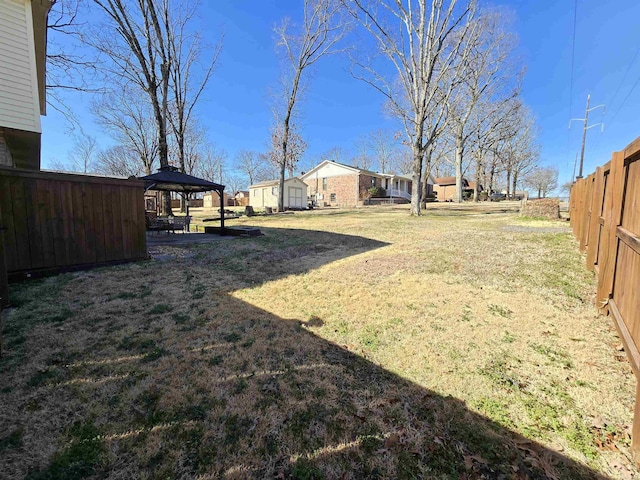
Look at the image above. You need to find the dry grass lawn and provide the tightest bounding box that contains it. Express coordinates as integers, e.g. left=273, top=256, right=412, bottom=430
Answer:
left=0, top=204, right=637, bottom=479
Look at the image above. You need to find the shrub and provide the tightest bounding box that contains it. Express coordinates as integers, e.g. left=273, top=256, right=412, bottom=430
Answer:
left=368, top=186, right=386, bottom=198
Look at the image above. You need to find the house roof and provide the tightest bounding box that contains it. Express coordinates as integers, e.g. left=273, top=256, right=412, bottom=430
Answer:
left=434, top=176, right=456, bottom=186
left=300, top=160, right=393, bottom=180
left=139, top=166, right=225, bottom=193
left=249, top=177, right=303, bottom=188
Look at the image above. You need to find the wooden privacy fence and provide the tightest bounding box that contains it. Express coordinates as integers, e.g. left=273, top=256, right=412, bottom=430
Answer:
left=570, top=136, right=640, bottom=462
left=0, top=168, right=147, bottom=306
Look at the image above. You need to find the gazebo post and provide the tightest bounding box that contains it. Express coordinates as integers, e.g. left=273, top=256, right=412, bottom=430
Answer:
left=219, top=187, right=225, bottom=235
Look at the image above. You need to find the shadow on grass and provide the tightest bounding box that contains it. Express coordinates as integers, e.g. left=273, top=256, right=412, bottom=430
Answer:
left=1, top=228, right=610, bottom=479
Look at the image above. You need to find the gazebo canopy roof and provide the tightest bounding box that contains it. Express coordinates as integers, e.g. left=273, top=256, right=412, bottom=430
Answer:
left=140, top=166, right=225, bottom=193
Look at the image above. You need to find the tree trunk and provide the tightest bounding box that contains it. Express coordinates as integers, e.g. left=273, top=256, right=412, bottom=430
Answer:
left=512, top=173, right=518, bottom=201
left=279, top=118, right=290, bottom=212
left=420, top=145, right=433, bottom=208
left=505, top=169, right=511, bottom=199
left=473, top=156, right=482, bottom=202
left=410, top=144, right=423, bottom=216
left=454, top=128, right=464, bottom=203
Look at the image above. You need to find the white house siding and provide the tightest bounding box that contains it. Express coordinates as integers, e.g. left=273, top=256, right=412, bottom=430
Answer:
left=0, top=0, right=41, bottom=133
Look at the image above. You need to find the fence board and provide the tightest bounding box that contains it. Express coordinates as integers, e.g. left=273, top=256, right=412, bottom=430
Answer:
left=36, top=179, right=56, bottom=267
left=0, top=207, right=7, bottom=307
left=23, top=178, right=45, bottom=269
left=0, top=176, right=18, bottom=272
left=596, top=152, right=625, bottom=312
left=586, top=167, right=605, bottom=271
left=81, top=183, right=97, bottom=264
left=120, top=185, right=132, bottom=260
left=0, top=167, right=146, bottom=285
left=92, top=184, right=107, bottom=263
left=50, top=179, right=69, bottom=267
left=9, top=176, right=30, bottom=271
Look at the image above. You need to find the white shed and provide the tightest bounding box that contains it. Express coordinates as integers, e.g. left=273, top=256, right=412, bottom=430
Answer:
left=249, top=177, right=308, bottom=210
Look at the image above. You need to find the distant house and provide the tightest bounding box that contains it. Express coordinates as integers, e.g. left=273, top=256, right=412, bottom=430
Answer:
left=231, top=190, right=250, bottom=207
left=433, top=176, right=482, bottom=201
left=249, top=177, right=307, bottom=210
left=0, top=0, right=51, bottom=170
left=300, top=160, right=427, bottom=207
left=204, top=191, right=230, bottom=208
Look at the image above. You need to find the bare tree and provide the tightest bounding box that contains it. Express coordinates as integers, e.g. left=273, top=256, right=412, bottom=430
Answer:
left=198, top=144, right=227, bottom=184
left=351, top=135, right=373, bottom=170
left=524, top=166, right=558, bottom=198
left=267, top=123, right=308, bottom=178
left=46, top=157, right=72, bottom=172
left=222, top=174, right=243, bottom=195
left=495, top=103, right=539, bottom=198
left=68, top=132, right=98, bottom=173
left=91, top=0, right=174, bottom=213
left=92, top=85, right=158, bottom=174
left=392, top=146, right=415, bottom=175
left=345, top=0, right=477, bottom=215
left=166, top=1, right=222, bottom=174
left=322, top=146, right=347, bottom=164
left=560, top=180, right=573, bottom=195
left=235, top=150, right=268, bottom=186
left=468, top=96, right=518, bottom=201
left=272, top=0, right=347, bottom=211
left=368, top=129, right=397, bottom=173
left=46, top=0, right=101, bottom=121
left=96, top=144, right=146, bottom=177
left=444, top=9, right=519, bottom=202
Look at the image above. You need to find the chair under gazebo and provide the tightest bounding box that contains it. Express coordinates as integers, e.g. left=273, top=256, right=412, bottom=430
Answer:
left=139, top=166, right=227, bottom=233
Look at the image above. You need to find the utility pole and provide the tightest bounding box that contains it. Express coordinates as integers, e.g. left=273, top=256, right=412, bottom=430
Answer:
left=569, top=94, right=605, bottom=179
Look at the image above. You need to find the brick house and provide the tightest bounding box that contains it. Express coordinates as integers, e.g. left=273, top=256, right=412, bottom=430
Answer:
left=301, top=160, right=420, bottom=207
left=433, top=176, right=476, bottom=201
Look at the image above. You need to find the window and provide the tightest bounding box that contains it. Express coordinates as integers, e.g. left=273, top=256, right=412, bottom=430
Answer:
left=330, top=193, right=336, bottom=202
left=253, top=189, right=257, bottom=197
left=371, top=177, right=376, bottom=186
left=322, top=177, right=327, bottom=190
left=272, top=186, right=278, bottom=196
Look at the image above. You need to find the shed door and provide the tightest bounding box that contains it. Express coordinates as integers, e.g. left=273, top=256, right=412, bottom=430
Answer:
left=289, top=187, right=303, bottom=208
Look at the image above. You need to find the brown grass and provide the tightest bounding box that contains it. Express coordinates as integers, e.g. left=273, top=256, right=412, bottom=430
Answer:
left=0, top=204, right=636, bottom=479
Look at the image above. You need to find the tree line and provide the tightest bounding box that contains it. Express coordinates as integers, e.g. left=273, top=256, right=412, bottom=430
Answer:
left=47, top=0, right=557, bottom=214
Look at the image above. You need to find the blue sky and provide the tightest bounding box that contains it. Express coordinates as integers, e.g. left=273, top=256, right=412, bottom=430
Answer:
left=41, top=0, right=640, bottom=188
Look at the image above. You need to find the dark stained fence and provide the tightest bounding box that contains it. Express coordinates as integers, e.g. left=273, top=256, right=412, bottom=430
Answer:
left=0, top=168, right=147, bottom=304
left=570, top=138, right=640, bottom=463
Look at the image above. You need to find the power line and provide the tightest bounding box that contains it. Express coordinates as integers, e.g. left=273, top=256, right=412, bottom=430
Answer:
left=607, top=72, right=640, bottom=127
left=608, top=44, right=640, bottom=111
left=591, top=42, right=640, bottom=154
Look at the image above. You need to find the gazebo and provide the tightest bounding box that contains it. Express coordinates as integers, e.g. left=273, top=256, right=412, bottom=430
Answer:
left=139, top=166, right=227, bottom=231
